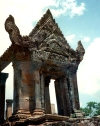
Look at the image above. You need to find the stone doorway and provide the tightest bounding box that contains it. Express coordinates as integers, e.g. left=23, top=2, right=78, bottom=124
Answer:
left=41, top=65, right=70, bottom=116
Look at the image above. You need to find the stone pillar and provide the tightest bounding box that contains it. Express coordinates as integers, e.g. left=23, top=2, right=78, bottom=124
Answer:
left=0, top=72, right=8, bottom=119
left=40, top=74, right=45, bottom=110
left=44, top=77, right=51, bottom=114
left=13, top=61, right=36, bottom=115
left=62, top=77, right=71, bottom=116
left=67, top=74, right=75, bottom=112
left=70, top=71, right=80, bottom=110
left=54, top=79, right=64, bottom=116
left=33, top=70, right=44, bottom=115
left=12, top=61, right=44, bottom=119
left=67, top=66, right=80, bottom=111
left=6, top=99, right=13, bottom=120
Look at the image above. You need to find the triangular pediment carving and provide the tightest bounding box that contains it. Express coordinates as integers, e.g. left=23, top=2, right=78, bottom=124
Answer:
left=38, top=34, right=69, bottom=56
left=49, top=42, right=62, bottom=54
left=41, top=41, right=64, bottom=55
left=29, top=9, right=70, bottom=49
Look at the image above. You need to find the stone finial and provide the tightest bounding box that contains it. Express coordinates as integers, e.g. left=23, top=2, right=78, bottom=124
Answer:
left=76, top=41, right=85, bottom=53
left=76, top=40, right=85, bottom=62
left=5, top=15, right=22, bottom=45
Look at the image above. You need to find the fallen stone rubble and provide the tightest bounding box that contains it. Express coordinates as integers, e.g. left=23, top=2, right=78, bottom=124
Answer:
left=1, top=116, right=100, bottom=126
left=37, top=116, right=100, bottom=126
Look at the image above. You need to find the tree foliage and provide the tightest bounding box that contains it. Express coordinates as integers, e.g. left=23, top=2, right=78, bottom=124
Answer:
left=80, top=102, right=100, bottom=117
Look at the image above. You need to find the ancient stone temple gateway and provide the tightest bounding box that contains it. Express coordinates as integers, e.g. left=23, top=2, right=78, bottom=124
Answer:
left=0, top=9, right=85, bottom=125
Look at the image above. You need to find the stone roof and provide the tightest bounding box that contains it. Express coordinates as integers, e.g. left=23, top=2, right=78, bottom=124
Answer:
left=0, top=9, right=85, bottom=72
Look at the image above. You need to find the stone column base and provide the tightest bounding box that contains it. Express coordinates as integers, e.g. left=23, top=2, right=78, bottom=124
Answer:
left=33, top=109, right=44, bottom=117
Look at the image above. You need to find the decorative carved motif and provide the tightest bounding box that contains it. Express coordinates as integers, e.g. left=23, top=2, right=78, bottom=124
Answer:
left=49, top=53, right=67, bottom=63
left=40, top=42, right=64, bottom=55
left=29, top=9, right=70, bottom=48
left=39, top=34, right=70, bottom=57
left=76, top=41, right=85, bottom=62
left=76, top=41, right=85, bottom=53
left=31, top=49, right=68, bottom=64
left=5, top=15, right=22, bottom=45
left=29, top=10, right=61, bottom=36
left=5, top=15, right=33, bottom=47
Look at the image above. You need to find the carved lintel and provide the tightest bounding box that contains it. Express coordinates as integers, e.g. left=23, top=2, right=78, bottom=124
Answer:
left=31, top=49, right=68, bottom=65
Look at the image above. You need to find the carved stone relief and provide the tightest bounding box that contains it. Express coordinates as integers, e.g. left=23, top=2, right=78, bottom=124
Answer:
left=31, top=49, right=68, bottom=65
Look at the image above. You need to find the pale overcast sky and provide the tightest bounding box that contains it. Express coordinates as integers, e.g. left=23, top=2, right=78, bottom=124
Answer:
left=0, top=0, right=100, bottom=108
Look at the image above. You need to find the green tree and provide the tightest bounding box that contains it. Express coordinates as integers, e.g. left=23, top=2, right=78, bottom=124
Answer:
left=95, top=103, right=100, bottom=115
left=87, top=102, right=97, bottom=109
left=80, top=107, right=91, bottom=116
left=80, top=102, right=100, bottom=117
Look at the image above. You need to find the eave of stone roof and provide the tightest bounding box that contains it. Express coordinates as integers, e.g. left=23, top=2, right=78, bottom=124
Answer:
left=0, top=45, right=13, bottom=71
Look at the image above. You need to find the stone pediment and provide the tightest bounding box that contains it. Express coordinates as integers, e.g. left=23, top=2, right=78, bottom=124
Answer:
left=47, top=41, right=63, bottom=54
left=38, top=34, right=69, bottom=56
left=29, top=9, right=70, bottom=49
left=29, top=33, right=69, bottom=65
